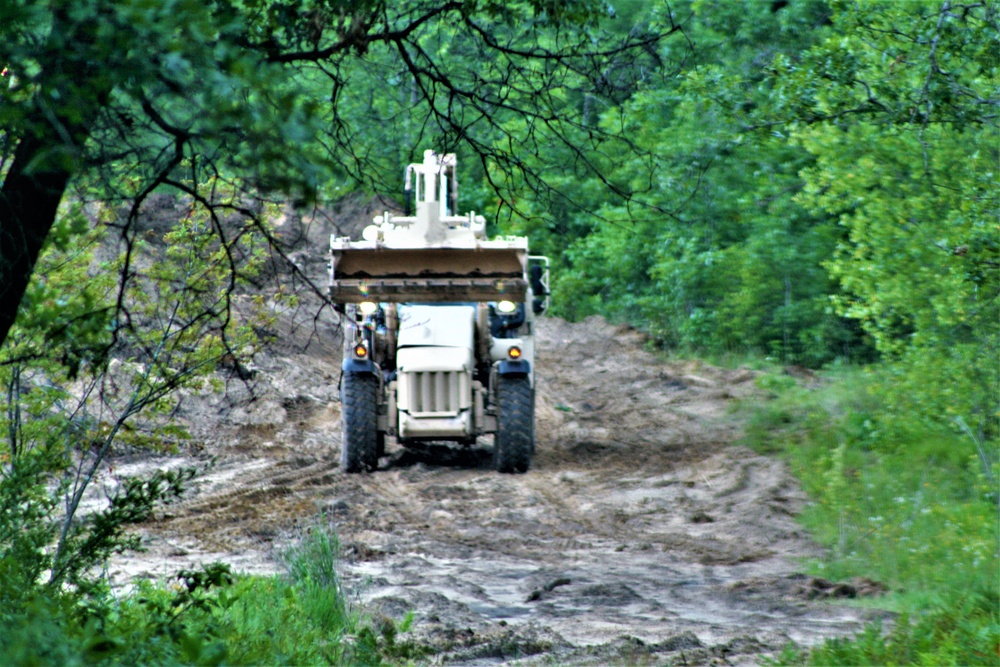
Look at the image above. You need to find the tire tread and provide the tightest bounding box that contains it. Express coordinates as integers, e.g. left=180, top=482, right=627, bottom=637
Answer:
left=341, top=372, right=380, bottom=473
left=494, top=376, right=534, bottom=473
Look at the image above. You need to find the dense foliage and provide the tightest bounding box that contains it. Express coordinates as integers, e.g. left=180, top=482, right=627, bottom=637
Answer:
left=1, top=522, right=415, bottom=665
left=517, top=0, right=997, bottom=382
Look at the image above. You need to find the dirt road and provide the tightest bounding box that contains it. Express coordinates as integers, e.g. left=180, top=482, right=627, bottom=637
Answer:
left=104, top=302, right=883, bottom=665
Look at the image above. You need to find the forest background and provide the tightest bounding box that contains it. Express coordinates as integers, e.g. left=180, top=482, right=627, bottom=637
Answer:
left=0, top=0, right=997, bottom=664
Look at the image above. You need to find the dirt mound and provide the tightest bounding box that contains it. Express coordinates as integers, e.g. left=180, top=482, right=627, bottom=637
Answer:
left=103, top=311, right=884, bottom=664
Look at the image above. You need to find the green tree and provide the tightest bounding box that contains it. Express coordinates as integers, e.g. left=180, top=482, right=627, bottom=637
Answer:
left=509, top=0, right=862, bottom=365
left=769, top=0, right=999, bottom=438
left=0, top=185, right=275, bottom=595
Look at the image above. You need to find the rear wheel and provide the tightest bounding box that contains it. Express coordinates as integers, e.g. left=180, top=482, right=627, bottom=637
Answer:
left=493, top=376, right=534, bottom=473
left=341, top=372, right=380, bottom=473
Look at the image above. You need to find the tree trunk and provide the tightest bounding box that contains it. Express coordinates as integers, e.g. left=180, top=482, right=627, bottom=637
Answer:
left=0, top=133, right=74, bottom=348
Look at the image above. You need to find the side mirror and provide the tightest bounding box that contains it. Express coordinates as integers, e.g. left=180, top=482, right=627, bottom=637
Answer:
left=529, top=263, right=547, bottom=295
left=529, top=259, right=550, bottom=314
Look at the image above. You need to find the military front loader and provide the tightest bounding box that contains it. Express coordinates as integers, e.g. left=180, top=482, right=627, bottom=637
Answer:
left=330, top=150, right=549, bottom=473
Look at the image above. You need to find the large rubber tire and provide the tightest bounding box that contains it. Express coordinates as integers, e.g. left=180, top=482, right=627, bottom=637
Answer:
left=341, top=372, right=380, bottom=473
left=493, top=375, right=534, bottom=473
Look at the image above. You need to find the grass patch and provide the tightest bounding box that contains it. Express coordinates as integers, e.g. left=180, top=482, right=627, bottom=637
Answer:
left=736, top=365, right=1000, bottom=665
left=0, top=520, right=426, bottom=665
left=772, top=591, right=998, bottom=666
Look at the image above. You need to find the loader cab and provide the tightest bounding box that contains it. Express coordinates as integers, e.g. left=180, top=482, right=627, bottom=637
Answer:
left=403, top=150, right=459, bottom=222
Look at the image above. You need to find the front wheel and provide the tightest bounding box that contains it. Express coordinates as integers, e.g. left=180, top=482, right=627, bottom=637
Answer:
left=493, top=376, right=534, bottom=473
left=341, top=372, right=381, bottom=473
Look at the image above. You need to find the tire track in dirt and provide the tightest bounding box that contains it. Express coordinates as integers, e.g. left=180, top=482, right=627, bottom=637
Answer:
left=105, top=314, right=886, bottom=665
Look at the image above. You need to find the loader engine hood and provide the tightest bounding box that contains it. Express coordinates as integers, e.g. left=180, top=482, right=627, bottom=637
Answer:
left=397, top=304, right=475, bottom=350
left=395, top=305, right=476, bottom=437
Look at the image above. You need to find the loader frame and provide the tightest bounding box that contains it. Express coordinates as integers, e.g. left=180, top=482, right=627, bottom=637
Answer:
left=330, top=150, right=547, bottom=473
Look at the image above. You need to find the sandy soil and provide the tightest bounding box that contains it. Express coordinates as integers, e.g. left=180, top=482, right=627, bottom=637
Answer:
left=99, top=296, right=887, bottom=665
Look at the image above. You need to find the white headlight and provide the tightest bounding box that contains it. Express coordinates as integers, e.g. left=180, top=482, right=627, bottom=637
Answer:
left=497, top=300, right=517, bottom=313
left=359, top=301, right=378, bottom=315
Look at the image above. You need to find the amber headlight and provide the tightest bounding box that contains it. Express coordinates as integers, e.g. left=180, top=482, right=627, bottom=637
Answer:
left=507, top=346, right=522, bottom=359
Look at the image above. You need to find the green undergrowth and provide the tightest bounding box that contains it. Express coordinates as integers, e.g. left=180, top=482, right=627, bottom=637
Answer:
left=736, top=365, right=1000, bottom=665
left=0, top=521, right=423, bottom=666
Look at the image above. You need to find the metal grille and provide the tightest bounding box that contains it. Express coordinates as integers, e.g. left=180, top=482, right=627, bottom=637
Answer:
left=405, top=370, right=469, bottom=415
